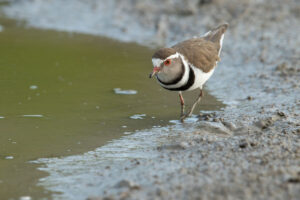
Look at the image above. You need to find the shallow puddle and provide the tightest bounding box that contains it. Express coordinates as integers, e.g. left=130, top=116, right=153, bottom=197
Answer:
left=0, top=18, right=223, bottom=199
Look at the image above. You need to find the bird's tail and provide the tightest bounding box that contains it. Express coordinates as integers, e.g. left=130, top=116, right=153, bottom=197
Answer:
left=202, top=23, right=228, bottom=43
left=203, top=23, right=228, bottom=55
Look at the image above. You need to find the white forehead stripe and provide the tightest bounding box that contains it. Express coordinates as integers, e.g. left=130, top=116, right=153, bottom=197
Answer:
left=165, top=52, right=180, bottom=60
left=152, top=58, right=163, bottom=67
left=152, top=52, right=180, bottom=67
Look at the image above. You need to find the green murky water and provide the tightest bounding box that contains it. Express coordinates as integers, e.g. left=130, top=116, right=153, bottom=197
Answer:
left=0, top=18, right=223, bottom=199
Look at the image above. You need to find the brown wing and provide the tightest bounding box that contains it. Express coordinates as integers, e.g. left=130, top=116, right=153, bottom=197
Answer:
left=172, top=38, right=219, bottom=73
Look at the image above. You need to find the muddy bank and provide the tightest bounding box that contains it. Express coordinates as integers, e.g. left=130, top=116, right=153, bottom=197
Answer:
left=2, top=0, right=300, bottom=199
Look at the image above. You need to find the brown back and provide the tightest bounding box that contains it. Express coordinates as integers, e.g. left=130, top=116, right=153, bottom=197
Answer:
left=172, top=38, right=219, bottom=73
left=172, top=23, right=228, bottom=73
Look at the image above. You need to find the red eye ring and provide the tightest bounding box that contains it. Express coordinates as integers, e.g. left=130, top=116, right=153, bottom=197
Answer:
left=164, top=59, right=171, bottom=66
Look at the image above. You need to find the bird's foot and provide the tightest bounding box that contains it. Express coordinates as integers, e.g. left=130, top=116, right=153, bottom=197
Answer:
left=180, top=114, right=186, bottom=122
left=179, top=111, right=192, bottom=122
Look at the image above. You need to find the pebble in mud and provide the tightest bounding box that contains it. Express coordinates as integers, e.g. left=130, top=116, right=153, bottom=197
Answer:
left=239, top=141, right=248, bottom=149
left=222, top=121, right=237, bottom=131
left=87, top=196, right=114, bottom=200
left=156, top=187, right=167, bottom=196
left=157, top=142, right=189, bottom=150
left=114, top=180, right=140, bottom=190
left=246, top=96, right=253, bottom=100
left=255, top=115, right=280, bottom=129
left=198, top=112, right=217, bottom=121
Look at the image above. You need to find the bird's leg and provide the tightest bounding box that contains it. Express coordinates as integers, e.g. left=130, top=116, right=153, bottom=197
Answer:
left=187, top=89, right=203, bottom=117
left=179, top=91, right=185, bottom=117
left=180, top=89, right=203, bottom=121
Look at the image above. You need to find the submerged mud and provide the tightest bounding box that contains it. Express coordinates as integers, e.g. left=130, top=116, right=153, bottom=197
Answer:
left=2, top=0, right=300, bottom=199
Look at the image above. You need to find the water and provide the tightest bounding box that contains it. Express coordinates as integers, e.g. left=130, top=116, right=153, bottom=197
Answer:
left=0, top=17, right=223, bottom=199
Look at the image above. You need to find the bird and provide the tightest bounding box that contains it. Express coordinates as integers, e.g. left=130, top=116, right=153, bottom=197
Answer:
left=149, top=23, right=228, bottom=122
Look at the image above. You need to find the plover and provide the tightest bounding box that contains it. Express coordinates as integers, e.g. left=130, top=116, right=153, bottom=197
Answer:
left=149, top=23, right=228, bottom=121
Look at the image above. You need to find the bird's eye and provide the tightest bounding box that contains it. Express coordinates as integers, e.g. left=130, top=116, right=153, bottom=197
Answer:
left=164, top=59, right=171, bottom=66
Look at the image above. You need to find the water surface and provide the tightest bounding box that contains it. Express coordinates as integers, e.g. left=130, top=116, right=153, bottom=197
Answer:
left=0, top=18, right=223, bottom=199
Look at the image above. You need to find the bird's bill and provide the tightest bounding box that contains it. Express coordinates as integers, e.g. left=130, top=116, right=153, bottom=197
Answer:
left=149, top=66, right=160, bottom=78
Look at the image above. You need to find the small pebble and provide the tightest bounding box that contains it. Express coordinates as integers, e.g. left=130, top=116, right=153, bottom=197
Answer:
left=277, top=111, right=286, bottom=117
left=239, top=142, right=248, bottom=149
left=247, top=96, right=253, bottom=100
left=114, top=180, right=140, bottom=190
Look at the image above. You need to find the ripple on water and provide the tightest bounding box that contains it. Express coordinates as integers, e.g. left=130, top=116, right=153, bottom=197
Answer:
left=130, top=114, right=146, bottom=119
left=113, top=88, right=137, bottom=95
left=29, top=85, right=38, bottom=90
left=22, top=115, right=44, bottom=118
left=19, top=196, right=32, bottom=200
left=5, top=156, right=14, bottom=160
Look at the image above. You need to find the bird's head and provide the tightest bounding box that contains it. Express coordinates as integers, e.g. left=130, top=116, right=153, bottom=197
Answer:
left=149, top=48, right=183, bottom=83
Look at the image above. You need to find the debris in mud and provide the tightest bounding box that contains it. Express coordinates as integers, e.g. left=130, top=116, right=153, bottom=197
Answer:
left=198, top=112, right=217, bottom=121
left=239, top=140, right=248, bottom=149
left=199, top=0, right=213, bottom=5
left=276, top=111, right=286, bottom=117
left=222, top=121, right=236, bottom=131
left=255, top=115, right=281, bottom=129
left=246, top=96, right=253, bottom=100
left=130, top=159, right=140, bottom=165
left=87, top=196, right=114, bottom=200
left=157, top=142, right=189, bottom=151
left=275, top=62, right=300, bottom=77
left=287, top=177, right=300, bottom=184
left=114, top=180, right=140, bottom=190
left=156, top=187, right=167, bottom=196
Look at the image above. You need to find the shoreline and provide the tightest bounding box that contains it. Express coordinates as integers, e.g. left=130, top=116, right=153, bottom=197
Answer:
left=2, top=0, right=300, bottom=199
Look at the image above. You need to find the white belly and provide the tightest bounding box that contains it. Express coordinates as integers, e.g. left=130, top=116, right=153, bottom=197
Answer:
left=187, top=65, right=215, bottom=91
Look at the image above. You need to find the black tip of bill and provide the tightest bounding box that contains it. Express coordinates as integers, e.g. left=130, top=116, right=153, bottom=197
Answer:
left=149, top=73, right=153, bottom=79
left=149, top=71, right=157, bottom=79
